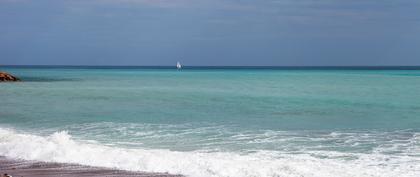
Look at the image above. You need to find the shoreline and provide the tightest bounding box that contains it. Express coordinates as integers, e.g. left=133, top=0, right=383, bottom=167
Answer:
left=0, top=156, right=183, bottom=177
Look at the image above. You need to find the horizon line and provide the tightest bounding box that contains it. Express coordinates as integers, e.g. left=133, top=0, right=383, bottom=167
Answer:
left=1, top=65, right=420, bottom=71
left=2, top=64, right=420, bottom=67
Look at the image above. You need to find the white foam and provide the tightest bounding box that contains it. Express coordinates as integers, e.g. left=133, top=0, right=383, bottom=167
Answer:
left=0, top=128, right=419, bottom=177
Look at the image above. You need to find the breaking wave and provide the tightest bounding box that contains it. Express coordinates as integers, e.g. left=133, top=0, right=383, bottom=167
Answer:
left=0, top=128, right=419, bottom=177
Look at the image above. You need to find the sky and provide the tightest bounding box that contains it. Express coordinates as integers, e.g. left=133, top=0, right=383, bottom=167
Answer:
left=0, top=0, right=420, bottom=66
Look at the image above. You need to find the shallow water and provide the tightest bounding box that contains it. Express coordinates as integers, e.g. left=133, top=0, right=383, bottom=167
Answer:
left=1, top=67, right=420, bottom=177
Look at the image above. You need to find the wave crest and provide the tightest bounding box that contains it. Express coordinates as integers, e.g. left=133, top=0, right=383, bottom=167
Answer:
left=0, top=128, right=419, bottom=177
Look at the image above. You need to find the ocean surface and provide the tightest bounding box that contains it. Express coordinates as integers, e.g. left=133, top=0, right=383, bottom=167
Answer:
left=1, top=66, right=419, bottom=177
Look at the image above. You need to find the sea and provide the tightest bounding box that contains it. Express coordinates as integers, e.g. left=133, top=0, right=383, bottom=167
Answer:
left=0, top=66, right=419, bottom=177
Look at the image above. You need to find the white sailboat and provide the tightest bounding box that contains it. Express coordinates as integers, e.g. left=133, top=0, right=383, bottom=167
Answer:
left=176, top=61, right=182, bottom=69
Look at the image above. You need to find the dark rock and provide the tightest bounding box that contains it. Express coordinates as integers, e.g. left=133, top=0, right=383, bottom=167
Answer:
left=0, top=72, right=20, bottom=82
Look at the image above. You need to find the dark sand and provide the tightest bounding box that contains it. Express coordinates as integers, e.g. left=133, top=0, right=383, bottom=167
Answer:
left=0, top=157, right=183, bottom=177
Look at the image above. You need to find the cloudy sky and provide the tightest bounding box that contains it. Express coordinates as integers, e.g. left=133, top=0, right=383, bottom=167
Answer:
left=1, top=0, right=420, bottom=66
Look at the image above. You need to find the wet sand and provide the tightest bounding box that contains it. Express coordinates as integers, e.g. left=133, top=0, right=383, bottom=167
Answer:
left=0, top=156, right=182, bottom=177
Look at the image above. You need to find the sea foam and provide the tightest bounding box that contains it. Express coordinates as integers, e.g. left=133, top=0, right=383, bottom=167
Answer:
left=0, top=128, right=419, bottom=177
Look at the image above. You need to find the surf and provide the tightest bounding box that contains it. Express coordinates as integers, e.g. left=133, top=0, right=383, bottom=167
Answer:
left=0, top=128, right=419, bottom=177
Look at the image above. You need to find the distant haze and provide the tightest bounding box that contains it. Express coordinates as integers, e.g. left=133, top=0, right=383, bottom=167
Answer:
left=1, top=0, right=420, bottom=66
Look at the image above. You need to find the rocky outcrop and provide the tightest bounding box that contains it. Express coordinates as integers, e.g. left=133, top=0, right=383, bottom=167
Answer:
left=0, top=72, right=20, bottom=82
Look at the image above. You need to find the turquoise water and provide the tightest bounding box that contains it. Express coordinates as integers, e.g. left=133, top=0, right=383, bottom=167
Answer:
left=1, top=67, right=420, bottom=177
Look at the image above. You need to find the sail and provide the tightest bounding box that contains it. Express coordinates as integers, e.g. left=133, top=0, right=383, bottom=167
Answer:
left=176, top=62, right=182, bottom=69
